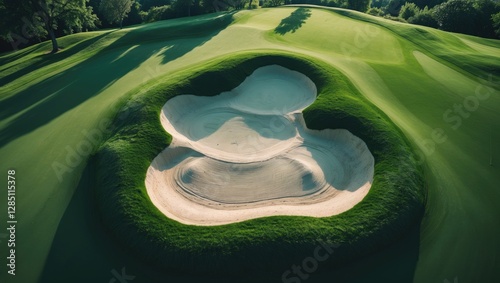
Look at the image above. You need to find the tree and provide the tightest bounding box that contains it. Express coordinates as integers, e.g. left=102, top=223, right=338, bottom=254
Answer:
left=411, top=0, right=446, bottom=9
left=493, top=12, right=500, bottom=38
left=0, top=0, right=47, bottom=46
left=347, top=0, right=370, bottom=12
left=140, top=0, right=171, bottom=11
left=264, top=0, right=283, bottom=6
left=367, top=7, right=385, bottom=16
left=0, top=0, right=7, bottom=37
left=473, top=0, right=500, bottom=38
left=399, top=2, right=420, bottom=20
left=408, top=6, right=438, bottom=28
left=41, top=0, right=98, bottom=52
left=434, top=0, right=476, bottom=35
left=122, top=1, right=142, bottom=26
left=64, top=4, right=99, bottom=33
left=99, top=0, right=133, bottom=28
left=171, top=0, right=194, bottom=16
left=384, top=0, right=403, bottom=16
left=2, top=0, right=97, bottom=53
left=371, top=0, right=390, bottom=9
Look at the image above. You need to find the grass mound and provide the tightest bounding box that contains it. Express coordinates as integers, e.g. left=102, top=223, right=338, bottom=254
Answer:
left=2, top=5, right=499, bottom=282
left=94, top=52, right=425, bottom=274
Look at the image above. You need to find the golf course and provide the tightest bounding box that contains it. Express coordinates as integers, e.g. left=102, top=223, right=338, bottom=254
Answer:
left=1, top=5, right=499, bottom=283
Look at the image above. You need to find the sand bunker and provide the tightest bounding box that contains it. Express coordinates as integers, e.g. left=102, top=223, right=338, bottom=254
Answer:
left=146, top=65, right=374, bottom=225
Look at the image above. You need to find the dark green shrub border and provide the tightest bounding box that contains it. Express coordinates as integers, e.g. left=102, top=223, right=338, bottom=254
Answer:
left=94, top=51, right=426, bottom=275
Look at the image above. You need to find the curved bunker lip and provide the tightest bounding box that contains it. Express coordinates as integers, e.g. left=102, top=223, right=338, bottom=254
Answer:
left=146, top=65, right=374, bottom=226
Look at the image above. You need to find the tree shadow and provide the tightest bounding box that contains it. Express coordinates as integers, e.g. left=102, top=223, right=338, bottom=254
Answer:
left=38, top=161, right=160, bottom=283
left=0, top=32, right=113, bottom=92
left=274, top=8, right=312, bottom=35
left=0, top=42, right=51, bottom=67
left=305, top=220, right=423, bottom=283
left=39, top=164, right=118, bottom=283
left=0, top=13, right=234, bottom=148
left=40, top=159, right=422, bottom=283
left=234, top=219, right=423, bottom=283
left=38, top=160, right=211, bottom=283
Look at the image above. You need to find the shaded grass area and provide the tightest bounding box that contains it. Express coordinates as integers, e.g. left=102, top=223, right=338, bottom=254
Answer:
left=274, top=8, right=312, bottom=35
left=0, top=32, right=113, bottom=89
left=40, top=158, right=422, bottom=283
left=94, top=52, right=426, bottom=275
left=0, top=12, right=234, bottom=97
left=0, top=12, right=234, bottom=148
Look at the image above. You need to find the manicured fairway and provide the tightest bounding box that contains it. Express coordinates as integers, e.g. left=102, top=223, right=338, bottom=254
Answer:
left=0, top=6, right=499, bottom=283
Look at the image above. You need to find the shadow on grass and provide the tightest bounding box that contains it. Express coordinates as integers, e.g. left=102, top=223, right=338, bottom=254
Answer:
left=274, top=8, right=311, bottom=35
left=0, top=13, right=234, bottom=147
left=38, top=160, right=207, bottom=283
left=0, top=43, right=49, bottom=67
left=0, top=32, right=113, bottom=90
left=304, top=222, right=422, bottom=283
left=40, top=158, right=423, bottom=283
left=38, top=162, right=151, bottom=283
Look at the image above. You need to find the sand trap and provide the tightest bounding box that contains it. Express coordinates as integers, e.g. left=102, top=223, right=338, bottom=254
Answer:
left=146, top=65, right=374, bottom=225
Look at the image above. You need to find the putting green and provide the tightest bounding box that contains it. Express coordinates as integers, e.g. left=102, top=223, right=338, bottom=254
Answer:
left=0, top=5, right=499, bottom=283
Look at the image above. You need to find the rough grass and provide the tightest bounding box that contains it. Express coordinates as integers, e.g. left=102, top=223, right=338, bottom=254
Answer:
left=94, top=52, right=426, bottom=274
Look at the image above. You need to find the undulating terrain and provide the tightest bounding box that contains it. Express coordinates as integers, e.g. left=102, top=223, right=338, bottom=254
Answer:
left=0, top=6, right=499, bottom=283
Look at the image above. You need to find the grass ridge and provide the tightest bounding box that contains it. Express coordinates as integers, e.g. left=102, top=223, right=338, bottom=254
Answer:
left=94, top=52, right=426, bottom=274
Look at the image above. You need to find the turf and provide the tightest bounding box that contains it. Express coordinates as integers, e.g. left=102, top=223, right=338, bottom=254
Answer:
left=0, top=5, right=499, bottom=283
left=93, top=52, right=425, bottom=274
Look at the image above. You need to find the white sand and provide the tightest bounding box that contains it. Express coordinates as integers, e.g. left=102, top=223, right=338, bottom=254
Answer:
left=146, top=65, right=374, bottom=226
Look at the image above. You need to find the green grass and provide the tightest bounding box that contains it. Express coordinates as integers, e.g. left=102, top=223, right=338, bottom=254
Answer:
left=0, top=5, right=499, bottom=283
left=94, top=52, right=425, bottom=274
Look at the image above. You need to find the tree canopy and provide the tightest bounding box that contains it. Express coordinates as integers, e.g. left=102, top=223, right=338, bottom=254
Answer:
left=347, top=0, right=371, bottom=12
left=399, top=2, right=419, bottom=20
left=2, top=0, right=500, bottom=54
left=99, top=0, right=133, bottom=28
left=494, top=12, right=500, bottom=38
left=434, top=0, right=477, bottom=35
left=1, top=0, right=97, bottom=53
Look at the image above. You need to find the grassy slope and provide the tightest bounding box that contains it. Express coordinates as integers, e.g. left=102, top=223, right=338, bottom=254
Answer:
left=0, top=6, right=498, bottom=283
left=94, top=52, right=425, bottom=275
